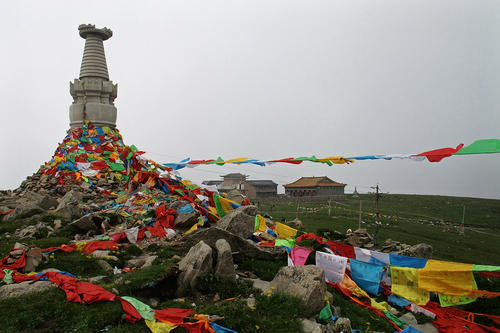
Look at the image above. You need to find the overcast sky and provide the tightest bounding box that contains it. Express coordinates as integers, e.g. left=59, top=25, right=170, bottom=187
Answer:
left=1, top=1, right=499, bottom=199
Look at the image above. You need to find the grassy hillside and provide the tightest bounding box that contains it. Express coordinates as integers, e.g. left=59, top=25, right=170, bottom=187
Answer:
left=259, top=194, right=500, bottom=265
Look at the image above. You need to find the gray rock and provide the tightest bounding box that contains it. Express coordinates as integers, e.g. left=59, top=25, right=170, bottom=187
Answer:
left=183, top=227, right=285, bottom=261
left=270, top=265, right=326, bottom=316
left=177, top=241, right=213, bottom=296
left=399, top=243, right=433, bottom=259
left=248, top=278, right=271, bottom=293
left=216, top=206, right=258, bottom=238
left=4, top=201, right=42, bottom=222
left=174, top=212, right=199, bottom=230
left=88, top=275, right=107, bottom=284
left=54, top=190, right=83, bottom=220
left=22, top=247, right=42, bottom=273
left=302, top=318, right=323, bottom=333
left=214, top=239, right=236, bottom=282
left=69, top=212, right=104, bottom=233
left=97, top=259, right=113, bottom=273
left=333, top=317, right=352, bottom=333
left=0, top=281, right=56, bottom=300
left=398, top=313, right=439, bottom=333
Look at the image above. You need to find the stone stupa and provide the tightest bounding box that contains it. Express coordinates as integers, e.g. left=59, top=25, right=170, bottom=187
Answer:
left=69, top=24, right=118, bottom=128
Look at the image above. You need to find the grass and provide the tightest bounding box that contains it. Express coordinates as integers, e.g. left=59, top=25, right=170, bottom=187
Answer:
left=237, top=258, right=287, bottom=281
left=259, top=194, right=500, bottom=265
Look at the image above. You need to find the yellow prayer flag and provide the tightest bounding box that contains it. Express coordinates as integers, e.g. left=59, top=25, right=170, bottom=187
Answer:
left=418, top=259, right=474, bottom=296
left=391, top=266, right=429, bottom=305
left=145, top=320, right=177, bottom=333
left=222, top=157, right=250, bottom=164
left=255, top=214, right=267, bottom=233
left=275, top=222, right=298, bottom=239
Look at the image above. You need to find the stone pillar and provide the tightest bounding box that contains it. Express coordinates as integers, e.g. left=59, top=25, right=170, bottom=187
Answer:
left=69, top=24, right=118, bottom=128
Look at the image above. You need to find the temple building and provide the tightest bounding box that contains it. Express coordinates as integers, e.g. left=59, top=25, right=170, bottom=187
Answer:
left=284, top=176, right=346, bottom=199
left=202, top=173, right=277, bottom=200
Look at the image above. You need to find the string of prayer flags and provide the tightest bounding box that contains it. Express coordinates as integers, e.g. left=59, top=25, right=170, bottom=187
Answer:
left=418, top=260, right=475, bottom=296
left=349, top=259, right=385, bottom=296
left=158, top=139, right=500, bottom=171
left=316, top=251, right=347, bottom=284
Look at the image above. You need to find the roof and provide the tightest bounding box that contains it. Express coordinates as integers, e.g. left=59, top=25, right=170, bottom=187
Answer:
left=202, top=180, right=223, bottom=186
left=245, top=180, right=278, bottom=187
left=222, top=173, right=247, bottom=179
left=283, top=176, right=346, bottom=188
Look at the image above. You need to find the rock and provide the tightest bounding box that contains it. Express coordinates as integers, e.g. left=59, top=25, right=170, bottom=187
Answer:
left=288, top=218, right=304, bottom=229
left=174, top=212, right=199, bottom=230
left=247, top=278, right=271, bottom=294
left=4, top=201, right=42, bottom=222
left=13, top=242, right=29, bottom=251
left=302, top=319, right=323, bottom=333
left=333, top=318, right=352, bottom=333
left=0, top=281, right=56, bottom=300
left=53, top=219, right=62, bottom=230
left=88, top=276, right=107, bottom=284
left=398, top=313, right=439, bottom=333
left=216, top=206, right=258, bottom=238
left=54, top=190, right=83, bottom=220
left=97, top=259, right=113, bottom=273
left=92, top=250, right=119, bottom=261
left=142, top=255, right=157, bottom=269
left=183, top=227, right=285, bottom=261
left=398, top=243, right=433, bottom=259
left=214, top=239, right=236, bottom=282
left=69, top=212, right=109, bottom=233
left=125, top=255, right=157, bottom=269
left=246, top=295, right=256, bottom=308
left=22, top=247, right=43, bottom=273
left=37, top=194, right=59, bottom=211
left=176, top=241, right=213, bottom=296
left=345, top=229, right=373, bottom=248
left=270, top=265, right=326, bottom=316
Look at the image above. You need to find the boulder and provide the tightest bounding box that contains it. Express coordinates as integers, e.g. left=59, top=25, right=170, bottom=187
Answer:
left=216, top=206, right=258, bottom=239
left=54, top=190, right=83, bottom=220
left=345, top=228, right=374, bottom=248
left=288, top=218, right=304, bottom=229
left=174, top=212, right=199, bottom=230
left=182, top=227, right=285, bottom=261
left=126, top=255, right=158, bottom=269
left=176, top=241, right=213, bottom=296
left=69, top=212, right=102, bottom=233
left=0, top=281, right=56, bottom=300
left=398, top=243, right=433, bottom=259
left=399, top=312, right=439, bottom=333
left=302, top=319, right=323, bottom=333
left=333, top=318, right=352, bottom=333
left=4, top=201, right=42, bottom=222
left=214, top=239, right=236, bottom=282
left=22, top=247, right=42, bottom=273
left=247, top=278, right=271, bottom=294
left=270, top=265, right=326, bottom=316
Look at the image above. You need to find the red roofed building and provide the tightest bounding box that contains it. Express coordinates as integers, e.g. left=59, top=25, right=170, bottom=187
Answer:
left=284, top=176, right=346, bottom=199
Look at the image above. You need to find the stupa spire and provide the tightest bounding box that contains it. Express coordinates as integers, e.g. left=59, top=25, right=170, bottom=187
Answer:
left=69, top=24, right=118, bottom=128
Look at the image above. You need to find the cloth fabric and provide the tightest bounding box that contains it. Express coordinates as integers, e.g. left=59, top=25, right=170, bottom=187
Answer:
left=315, top=251, right=347, bottom=283
left=415, top=144, right=464, bottom=162
left=325, top=240, right=355, bottom=259
left=82, top=241, right=119, bottom=254
left=472, top=264, right=500, bottom=272
left=154, top=307, right=193, bottom=324
left=177, top=204, right=195, bottom=214
left=121, top=296, right=155, bottom=321
left=2, top=269, right=13, bottom=284
left=349, top=259, right=384, bottom=296
left=0, top=249, right=26, bottom=270
left=318, top=303, right=333, bottom=324
left=388, top=294, right=411, bottom=307
left=209, top=322, right=238, bottom=333
left=213, top=195, right=240, bottom=217
left=371, top=251, right=390, bottom=265
left=389, top=254, right=427, bottom=268
left=45, top=272, right=115, bottom=304
left=275, top=238, right=296, bottom=249
left=145, top=320, right=177, bottom=333
left=275, top=222, right=298, bottom=239
left=453, top=139, right=500, bottom=155
left=291, top=246, right=313, bottom=266
left=119, top=297, right=143, bottom=323
left=254, top=214, right=267, bottom=233
left=398, top=325, right=423, bottom=333
left=390, top=267, right=429, bottom=305
left=125, top=227, right=139, bottom=244
left=155, top=205, right=177, bottom=230
left=354, top=247, right=372, bottom=263
left=418, top=259, right=474, bottom=296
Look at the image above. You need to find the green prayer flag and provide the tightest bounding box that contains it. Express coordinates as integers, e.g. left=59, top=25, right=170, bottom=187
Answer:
left=384, top=311, right=407, bottom=329
left=2, top=269, right=13, bottom=284
left=454, top=139, right=500, bottom=155
left=473, top=264, right=500, bottom=272
left=275, top=238, right=296, bottom=248
left=317, top=303, right=333, bottom=324
left=121, top=296, right=155, bottom=321
left=107, top=162, right=125, bottom=171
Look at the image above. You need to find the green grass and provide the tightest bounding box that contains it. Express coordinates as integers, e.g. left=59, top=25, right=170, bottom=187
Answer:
left=260, top=194, right=500, bottom=265
left=37, top=251, right=108, bottom=278
left=238, top=258, right=287, bottom=281
left=0, top=288, right=148, bottom=333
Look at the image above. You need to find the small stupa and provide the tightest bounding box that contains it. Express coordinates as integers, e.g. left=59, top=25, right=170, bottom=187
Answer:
left=69, top=24, right=118, bottom=128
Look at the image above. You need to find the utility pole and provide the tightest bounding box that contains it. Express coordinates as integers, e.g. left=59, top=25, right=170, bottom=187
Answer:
left=460, top=205, right=465, bottom=235
left=371, top=184, right=383, bottom=244
left=328, top=200, right=331, bottom=216
left=358, top=200, right=362, bottom=229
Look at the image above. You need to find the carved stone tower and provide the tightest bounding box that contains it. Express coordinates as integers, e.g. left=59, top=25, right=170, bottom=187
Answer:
left=69, top=24, right=118, bottom=128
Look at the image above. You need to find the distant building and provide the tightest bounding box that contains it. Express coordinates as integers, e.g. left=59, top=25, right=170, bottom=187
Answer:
left=353, top=187, right=359, bottom=198
left=284, top=176, right=346, bottom=199
left=202, top=173, right=277, bottom=200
